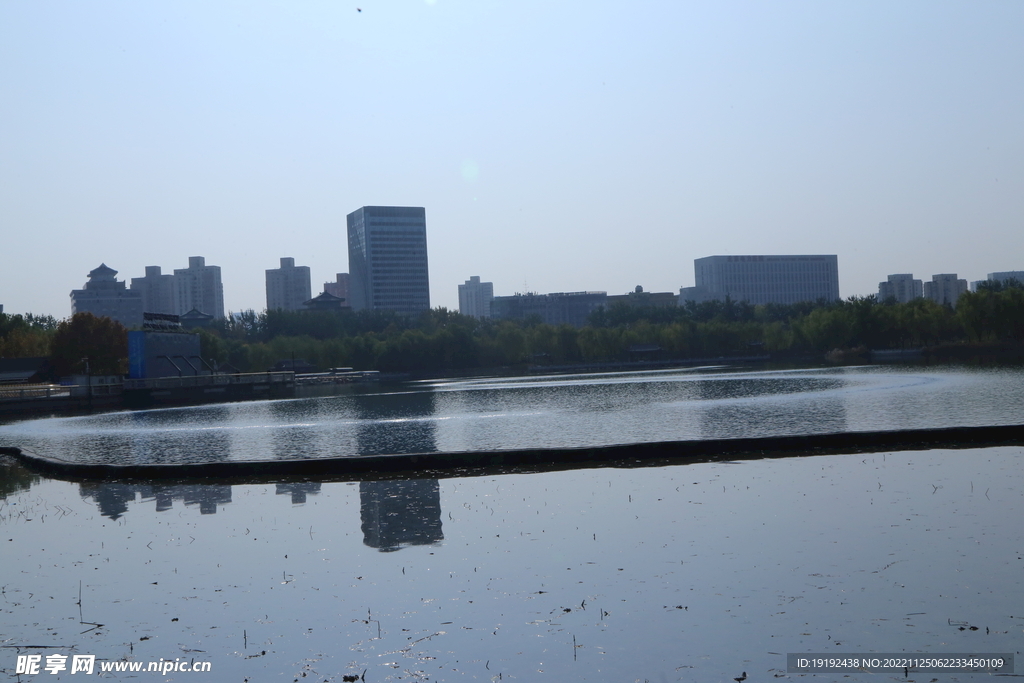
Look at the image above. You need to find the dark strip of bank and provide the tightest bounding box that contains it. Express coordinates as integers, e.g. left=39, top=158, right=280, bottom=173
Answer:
left=3, top=424, right=1021, bottom=485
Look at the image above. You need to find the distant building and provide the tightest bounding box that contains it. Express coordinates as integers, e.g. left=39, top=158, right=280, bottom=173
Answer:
left=179, top=308, right=215, bottom=330
left=678, top=286, right=718, bottom=305
left=458, top=276, right=494, bottom=319
left=878, top=274, right=923, bottom=303
left=490, top=291, right=607, bottom=327
left=347, top=206, right=430, bottom=314
left=173, top=256, right=224, bottom=319
left=70, top=264, right=144, bottom=328
left=323, top=273, right=350, bottom=307
left=302, top=292, right=346, bottom=312
left=987, top=270, right=1024, bottom=286
left=0, top=357, right=50, bottom=384
left=683, top=255, right=840, bottom=306
left=130, top=266, right=179, bottom=315
left=606, top=285, right=678, bottom=309
left=924, top=274, right=968, bottom=306
left=266, top=257, right=312, bottom=312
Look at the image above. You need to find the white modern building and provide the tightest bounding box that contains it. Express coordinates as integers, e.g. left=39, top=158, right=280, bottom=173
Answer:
left=173, top=256, right=225, bottom=319
left=266, top=257, right=312, bottom=312
left=458, top=276, right=494, bottom=319
left=924, top=274, right=968, bottom=306
left=70, top=264, right=144, bottom=328
left=130, top=266, right=179, bottom=315
left=347, top=206, right=430, bottom=315
left=988, top=271, right=1024, bottom=286
left=681, top=255, right=840, bottom=306
left=877, top=274, right=923, bottom=303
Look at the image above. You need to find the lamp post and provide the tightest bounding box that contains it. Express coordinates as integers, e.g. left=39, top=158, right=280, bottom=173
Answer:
left=81, top=357, right=91, bottom=405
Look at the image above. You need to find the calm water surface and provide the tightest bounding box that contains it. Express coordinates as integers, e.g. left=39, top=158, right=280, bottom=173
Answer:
left=1, top=365, right=1023, bottom=681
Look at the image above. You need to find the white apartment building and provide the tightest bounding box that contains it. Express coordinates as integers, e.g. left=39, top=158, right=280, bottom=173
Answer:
left=130, top=266, right=179, bottom=315
left=173, top=256, right=225, bottom=319
left=682, top=255, right=840, bottom=306
left=266, top=257, right=312, bottom=312
left=877, top=274, right=923, bottom=303
left=924, top=274, right=968, bottom=306
left=458, top=276, right=494, bottom=319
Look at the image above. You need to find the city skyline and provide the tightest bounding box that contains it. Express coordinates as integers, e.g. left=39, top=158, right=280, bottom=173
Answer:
left=11, top=247, right=1024, bottom=322
left=2, top=2, right=1022, bottom=319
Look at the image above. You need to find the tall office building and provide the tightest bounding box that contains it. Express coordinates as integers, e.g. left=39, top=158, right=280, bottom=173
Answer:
left=266, top=257, right=312, bottom=312
left=173, top=256, right=225, bottom=319
left=681, top=255, right=840, bottom=306
left=924, top=274, right=967, bottom=306
left=70, top=264, right=144, bottom=328
left=877, top=274, right=923, bottom=303
left=347, top=206, right=430, bottom=314
left=458, top=276, right=494, bottom=319
left=130, top=266, right=179, bottom=315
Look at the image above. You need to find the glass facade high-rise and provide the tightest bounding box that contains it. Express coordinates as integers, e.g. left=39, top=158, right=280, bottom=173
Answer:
left=347, top=206, right=430, bottom=314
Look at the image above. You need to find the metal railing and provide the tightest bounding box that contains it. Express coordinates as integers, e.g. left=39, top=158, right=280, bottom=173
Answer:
left=0, top=384, right=73, bottom=400
left=123, top=371, right=295, bottom=391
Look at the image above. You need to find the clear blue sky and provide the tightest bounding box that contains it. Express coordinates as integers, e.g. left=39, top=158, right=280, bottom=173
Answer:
left=2, top=1, right=1022, bottom=318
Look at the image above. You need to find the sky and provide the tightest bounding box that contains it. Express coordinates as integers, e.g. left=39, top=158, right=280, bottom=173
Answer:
left=1, top=0, right=1022, bottom=319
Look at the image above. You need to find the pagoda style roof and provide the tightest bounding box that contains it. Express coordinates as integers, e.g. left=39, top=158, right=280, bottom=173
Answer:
left=88, top=263, right=118, bottom=279
left=303, top=292, right=346, bottom=311
left=305, top=292, right=345, bottom=304
left=180, top=308, right=214, bottom=320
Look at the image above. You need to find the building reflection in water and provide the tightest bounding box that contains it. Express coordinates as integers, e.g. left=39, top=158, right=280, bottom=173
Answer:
left=276, top=482, right=321, bottom=504
left=354, top=388, right=443, bottom=551
left=360, top=479, right=443, bottom=552
left=79, top=483, right=232, bottom=519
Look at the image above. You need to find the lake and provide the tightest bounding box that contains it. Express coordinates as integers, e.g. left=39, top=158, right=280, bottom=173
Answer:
left=3, top=365, right=1024, bottom=464
left=1, top=364, right=1022, bottom=682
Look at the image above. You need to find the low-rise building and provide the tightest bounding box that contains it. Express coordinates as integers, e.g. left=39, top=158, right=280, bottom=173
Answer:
left=606, top=286, right=678, bottom=309
left=490, top=291, right=607, bottom=327
left=987, top=270, right=1024, bottom=286
left=688, top=255, right=840, bottom=305
left=303, top=292, right=346, bottom=312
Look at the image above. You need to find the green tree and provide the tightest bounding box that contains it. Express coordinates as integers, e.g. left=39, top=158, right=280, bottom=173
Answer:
left=50, top=313, right=128, bottom=376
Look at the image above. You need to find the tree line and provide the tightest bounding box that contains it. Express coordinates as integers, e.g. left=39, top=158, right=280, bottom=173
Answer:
left=2, top=280, right=1022, bottom=377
